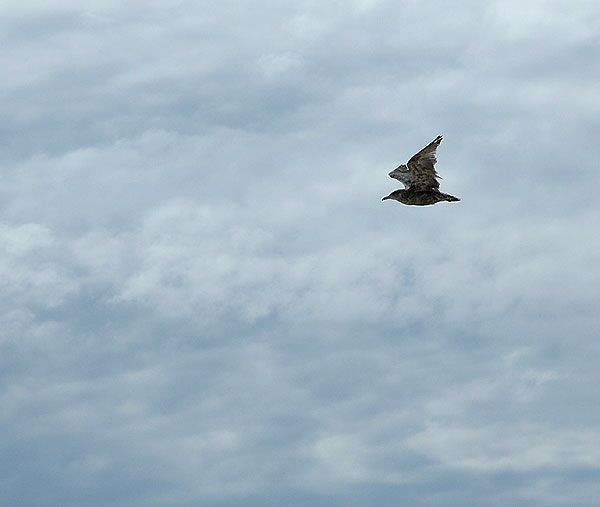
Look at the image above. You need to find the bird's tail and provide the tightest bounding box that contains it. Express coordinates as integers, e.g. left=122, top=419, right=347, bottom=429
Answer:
left=443, top=193, right=460, bottom=202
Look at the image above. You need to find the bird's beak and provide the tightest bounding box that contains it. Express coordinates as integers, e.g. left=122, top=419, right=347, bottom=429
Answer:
left=382, top=196, right=389, bottom=201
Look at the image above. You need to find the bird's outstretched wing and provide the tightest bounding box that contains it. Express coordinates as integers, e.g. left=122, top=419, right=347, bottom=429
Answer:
left=388, top=164, right=412, bottom=189
left=406, top=135, right=443, bottom=191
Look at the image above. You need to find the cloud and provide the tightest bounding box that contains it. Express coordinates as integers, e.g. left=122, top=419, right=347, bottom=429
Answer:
left=1, top=1, right=600, bottom=506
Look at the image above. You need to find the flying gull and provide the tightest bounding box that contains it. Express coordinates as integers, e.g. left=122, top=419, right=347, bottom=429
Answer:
left=382, top=135, right=460, bottom=206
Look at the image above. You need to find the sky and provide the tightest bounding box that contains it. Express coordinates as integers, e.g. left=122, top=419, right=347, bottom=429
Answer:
left=1, top=0, right=599, bottom=505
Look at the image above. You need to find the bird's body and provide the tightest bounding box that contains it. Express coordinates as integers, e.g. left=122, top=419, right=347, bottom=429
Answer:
left=382, top=135, right=460, bottom=206
left=383, top=188, right=460, bottom=206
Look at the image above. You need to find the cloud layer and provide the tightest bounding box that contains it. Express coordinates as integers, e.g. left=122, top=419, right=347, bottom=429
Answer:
left=2, top=1, right=600, bottom=506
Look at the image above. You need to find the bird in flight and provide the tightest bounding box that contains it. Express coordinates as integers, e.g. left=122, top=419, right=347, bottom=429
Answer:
left=382, top=135, right=460, bottom=206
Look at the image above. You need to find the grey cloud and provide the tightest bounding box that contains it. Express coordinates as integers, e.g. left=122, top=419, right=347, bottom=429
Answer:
left=2, top=1, right=600, bottom=506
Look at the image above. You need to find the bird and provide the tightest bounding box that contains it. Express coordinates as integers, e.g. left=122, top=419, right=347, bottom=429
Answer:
left=382, top=135, right=460, bottom=206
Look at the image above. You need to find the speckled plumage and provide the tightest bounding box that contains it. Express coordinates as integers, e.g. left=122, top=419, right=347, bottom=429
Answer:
left=382, top=136, right=460, bottom=206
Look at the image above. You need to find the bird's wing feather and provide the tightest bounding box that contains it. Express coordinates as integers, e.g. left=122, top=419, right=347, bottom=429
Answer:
left=407, top=135, right=443, bottom=191
left=388, top=165, right=412, bottom=189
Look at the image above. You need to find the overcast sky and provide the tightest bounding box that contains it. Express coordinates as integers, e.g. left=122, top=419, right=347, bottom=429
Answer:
left=2, top=1, right=600, bottom=506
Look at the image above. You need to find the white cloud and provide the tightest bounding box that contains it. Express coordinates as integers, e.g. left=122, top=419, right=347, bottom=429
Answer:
left=2, top=1, right=600, bottom=506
